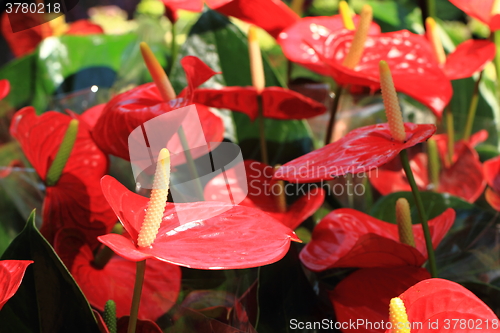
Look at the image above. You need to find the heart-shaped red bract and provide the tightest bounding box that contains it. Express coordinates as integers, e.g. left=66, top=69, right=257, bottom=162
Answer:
left=444, top=39, right=496, bottom=81
left=299, top=208, right=455, bottom=272
left=0, top=79, right=10, bottom=100
left=449, top=0, right=500, bottom=31
left=331, top=267, right=430, bottom=333
left=193, top=86, right=326, bottom=120
left=384, top=278, right=499, bottom=333
left=204, top=160, right=325, bottom=230
left=310, top=29, right=452, bottom=117
left=55, top=229, right=181, bottom=321
left=0, top=260, right=33, bottom=310
left=370, top=141, right=485, bottom=203
left=10, top=107, right=116, bottom=248
left=274, top=123, right=436, bottom=183
left=92, top=56, right=224, bottom=161
left=484, top=155, right=500, bottom=211
left=98, top=176, right=300, bottom=269
left=206, top=0, right=299, bottom=39
left=277, top=15, right=381, bottom=76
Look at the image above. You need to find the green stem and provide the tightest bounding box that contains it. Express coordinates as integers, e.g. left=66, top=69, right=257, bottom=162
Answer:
left=257, top=95, right=269, bottom=165
left=426, top=0, right=436, bottom=18
left=46, top=119, right=79, bottom=186
left=324, top=86, right=343, bottom=146
left=254, top=266, right=262, bottom=331
left=127, top=260, right=146, bottom=333
left=177, top=126, right=205, bottom=201
left=463, top=71, right=483, bottom=141
left=167, top=22, right=178, bottom=76
left=399, top=150, right=437, bottom=278
left=494, top=30, right=500, bottom=99
left=444, top=105, right=454, bottom=167
left=427, top=139, right=440, bottom=191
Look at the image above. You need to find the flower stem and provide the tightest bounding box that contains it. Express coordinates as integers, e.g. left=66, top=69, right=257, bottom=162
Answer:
left=426, top=0, right=436, bottom=18
left=494, top=30, right=500, bottom=99
left=463, top=71, right=483, bottom=141
left=178, top=126, right=205, bottom=201
left=257, top=95, right=269, bottom=165
left=444, top=105, right=454, bottom=167
left=128, top=260, right=146, bottom=333
left=427, top=139, right=440, bottom=191
left=324, top=86, right=343, bottom=145
left=399, top=149, right=437, bottom=278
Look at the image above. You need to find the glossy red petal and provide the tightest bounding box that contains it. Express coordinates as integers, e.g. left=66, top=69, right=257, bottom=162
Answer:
left=316, top=30, right=452, bottom=117
left=0, top=260, right=33, bottom=310
left=116, top=317, right=163, bottom=333
left=485, top=187, right=500, bottom=211
left=100, top=176, right=299, bottom=269
left=277, top=15, right=381, bottom=75
left=331, top=267, right=430, bottom=333
left=299, top=208, right=455, bottom=272
left=78, top=104, right=106, bottom=130
left=207, top=0, right=299, bottom=39
left=180, top=56, right=220, bottom=97
left=160, top=0, right=204, bottom=12
left=56, top=230, right=180, bottom=321
left=274, top=123, right=436, bottom=183
left=261, top=87, right=326, bottom=119
left=1, top=12, right=47, bottom=57
left=483, top=155, right=500, bottom=192
left=384, top=278, right=499, bottom=333
left=10, top=107, right=116, bottom=246
left=369, top=153, right=428, bottom=195
left=66, top=20, right=104, bottom=35
left=438, top=141, right=485, bottom=202
left=204, top=160, right=325, bottom=230
left=0, top=79, right=10, bottom=100
left=193, top=87, right=259, bottom=120
left=444, top=39, right=496, bottom=81
left=449, top=0, right=500, bottom=31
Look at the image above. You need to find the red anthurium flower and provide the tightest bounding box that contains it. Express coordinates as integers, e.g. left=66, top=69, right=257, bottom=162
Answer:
left=442, top=39, right=496, bottom=81
left=331, top=267, right=431, bottom=333
left=370, top=140, right=485, bottom=203
left=205, top=0, right=299, bottom=39
left=299, top=208, right=455, bottom=272
left=384, top=278, right=499, bottom=333
left=0, top=79, right=10, bottom=101
left=193, top=86, right=326, bottom=121
left=309, top=29, right=452, bottom=117
left=1, top=12, right=103, bottom=57
left=0, top=260, right=33, bottom=310
left=273, top=123, right=436, bottom=183
left=160, top=0, right=204, bottom=23
left=449, top=0, right=500, bottom=31
left=98, top=176, right=300, bottom=269
left=204, top=160, right=325, bottom=230
left=277, top=15, right=381, bottom=76
left=10, top=107, right=116, bottom=248
left=483, top=155, right=500, bottom=211
left=55, top=229, right=181, bottom=321
left=92, top=56, right=224, bottom=161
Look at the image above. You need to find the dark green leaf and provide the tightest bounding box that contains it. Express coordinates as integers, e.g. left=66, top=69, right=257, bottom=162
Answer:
left=0, top=210, right=100, bottom=333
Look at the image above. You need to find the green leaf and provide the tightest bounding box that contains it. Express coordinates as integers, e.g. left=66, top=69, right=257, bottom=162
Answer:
left=0, top=210, right=100, bottom=333
left=0, top=54, right=36, bottom=108
left=170, top=9, right=314, bottom=165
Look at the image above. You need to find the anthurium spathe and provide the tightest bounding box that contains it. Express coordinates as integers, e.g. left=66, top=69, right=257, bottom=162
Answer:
left=384, top=279, right=499, bottom=333
left=55, top=229, right=181, bottom=321
left=98, top=175, right=300, bottom=269
left=9, top=107, right=116, bottom=248
left=309, top=29, right=452, bottom=117
left=483, top=155, right=500, bottom=211
left=92, top=56, right=224, bottom=161
left=277, top=15, right=381, bottom=76
left=273, top=123, right=436, bottom=183
left=193, top=85, right=326, bottom=121
left=331, top=267, right=430, bottom=333
left=449, top=0, right=500, bottom=31
left=370, top=141, right=485, bottom=203
left=0, top=79, right=9, bottom=100
left=204, top=160, right=325, bottom=230
left=299, top=208, right=455, bottom=272
left=0, top=260, right=33, bottom=310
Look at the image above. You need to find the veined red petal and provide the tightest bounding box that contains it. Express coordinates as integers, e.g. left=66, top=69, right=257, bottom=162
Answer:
left=449, top=0, right=500, bottom=31
left=444, top=39, right=496, bottom=81
left=299, top=208, right=455, bottom=272
left=0, top=260, right=33, bottom=310
left=274, top=123, right=436, bottom=183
